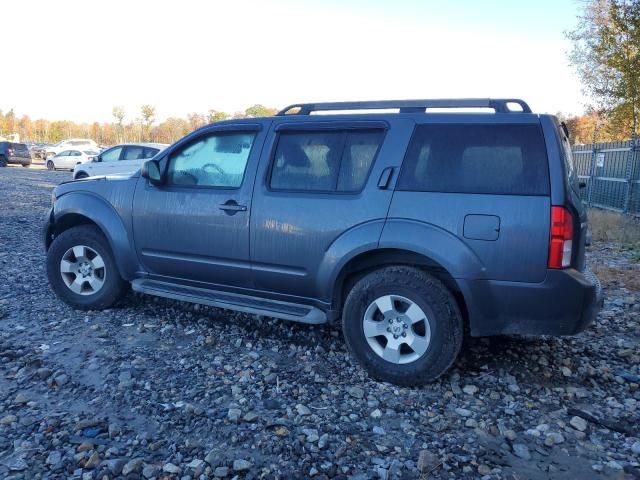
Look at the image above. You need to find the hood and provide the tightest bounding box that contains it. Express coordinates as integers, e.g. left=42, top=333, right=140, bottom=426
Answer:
left=54, top=172, right=139, bottom=198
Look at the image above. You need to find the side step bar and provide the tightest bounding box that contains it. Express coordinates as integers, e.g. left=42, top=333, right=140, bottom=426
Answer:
left=131, top=279, right=327, bottom=325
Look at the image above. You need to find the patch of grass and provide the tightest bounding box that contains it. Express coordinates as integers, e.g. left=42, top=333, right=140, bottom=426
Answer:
left=588, top=208, right=640, bottom=244
left=591, top=264, right=640, bottom=291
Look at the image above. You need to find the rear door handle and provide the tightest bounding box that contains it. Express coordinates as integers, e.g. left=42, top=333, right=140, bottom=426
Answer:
left=378, top=167, right=394, bottom=189
left=219, top=201, right=247, bottom=213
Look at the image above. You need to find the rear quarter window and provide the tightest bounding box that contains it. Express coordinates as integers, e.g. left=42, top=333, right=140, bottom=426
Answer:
left=397, top=123, right=550, bottom=195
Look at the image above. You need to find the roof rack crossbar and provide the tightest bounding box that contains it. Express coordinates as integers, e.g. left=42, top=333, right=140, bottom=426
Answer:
left=276, top=98, right=532, bottom=115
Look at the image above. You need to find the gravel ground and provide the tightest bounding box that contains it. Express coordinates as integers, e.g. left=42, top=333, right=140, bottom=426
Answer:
left=0, top=166, right=639, bottom=480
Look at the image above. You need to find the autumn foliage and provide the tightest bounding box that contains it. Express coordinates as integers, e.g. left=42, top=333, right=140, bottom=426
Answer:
left=0, top=104, right=278, bottom=145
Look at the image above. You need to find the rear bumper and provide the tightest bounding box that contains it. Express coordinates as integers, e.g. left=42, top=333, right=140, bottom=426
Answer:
left=7, top=155, right=31, bottom=165
left=461, top=268, right=603, bottom=336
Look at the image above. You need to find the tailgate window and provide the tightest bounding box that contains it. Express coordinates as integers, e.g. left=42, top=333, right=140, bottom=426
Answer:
left=397, top=124, right=550, bottom=195
left=13, top=143, right=29, bottom=152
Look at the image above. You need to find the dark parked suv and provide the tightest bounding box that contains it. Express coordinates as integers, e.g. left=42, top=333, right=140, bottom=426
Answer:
left=43, top=99, right=602, bottom=385
left=0, top=142, right=32, bottom=167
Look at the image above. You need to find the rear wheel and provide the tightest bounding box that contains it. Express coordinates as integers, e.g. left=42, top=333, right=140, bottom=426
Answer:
left=46, top=225, right=127, bottom=310
left=46, top=160, right=55, bottom=170
left=342, top=266, right=463, bottom=386
left=75, top=171, right=89, bottom=179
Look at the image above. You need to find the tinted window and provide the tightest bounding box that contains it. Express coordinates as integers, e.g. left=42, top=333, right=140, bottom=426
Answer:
left=122, top=146, right=145, bottom=160
left=57, top=150, right=70, bottom=156
left=167, top=132, right=256, bottom=187
left=143, top=147, right=159, bottom=159
left=13, top=143, right=29, bottom=152
left=397, top=124, right=549, bottom=195
left=101, top=146, right=123, bottom=162
left=270, top=130, right=383, bottom=192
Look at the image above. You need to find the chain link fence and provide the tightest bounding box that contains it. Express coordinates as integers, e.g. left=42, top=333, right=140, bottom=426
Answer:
left=572, top=140, right=640, bottom=215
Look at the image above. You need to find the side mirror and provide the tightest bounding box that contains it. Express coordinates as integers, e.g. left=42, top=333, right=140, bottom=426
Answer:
left=141, top=159, right=162, bottom=185
left=93, top=156, right=101, bottom=162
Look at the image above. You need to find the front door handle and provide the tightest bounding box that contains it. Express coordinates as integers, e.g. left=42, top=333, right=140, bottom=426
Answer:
left=219, top=200, right=247, bottom=213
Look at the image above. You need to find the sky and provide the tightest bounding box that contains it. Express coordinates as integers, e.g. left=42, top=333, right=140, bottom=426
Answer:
left=2, top=0, right=586, bottom=123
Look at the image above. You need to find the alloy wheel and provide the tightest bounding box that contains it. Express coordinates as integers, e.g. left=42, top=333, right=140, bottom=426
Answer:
left=59, top=245, right=106, bottom=295
left=362, top=294, right=432, bottom=364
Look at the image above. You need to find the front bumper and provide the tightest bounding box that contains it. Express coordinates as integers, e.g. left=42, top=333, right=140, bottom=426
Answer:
left=461, top=267, right=604, bottom=336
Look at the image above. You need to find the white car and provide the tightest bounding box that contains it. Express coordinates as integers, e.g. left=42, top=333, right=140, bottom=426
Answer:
left=46, top=139, right=99, bottom=158
left=73, top=143, right=168, bottom=179
left=46, top=149, right=99, bottom=171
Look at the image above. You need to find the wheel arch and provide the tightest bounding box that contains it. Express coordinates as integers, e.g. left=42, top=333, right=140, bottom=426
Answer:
left=332, top=248, right=468, bottom=321
left=47, top=193, right=138, bottom=280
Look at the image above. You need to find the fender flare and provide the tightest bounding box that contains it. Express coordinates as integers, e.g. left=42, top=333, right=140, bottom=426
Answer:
left=51, top=192, right=138, bottom=280
left=378, top=218, right=486, bottom=279
left=320, top=218, right=487, bottom=306
left=315, top=220, right=387, bottom=301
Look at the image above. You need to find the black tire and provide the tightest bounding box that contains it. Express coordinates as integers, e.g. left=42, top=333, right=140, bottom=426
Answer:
left=0, top=156, right=6, bottom=167
left=46, top=225, right=127, bottom=310
left=46, top=160, right=55, bottom=170
left=22, top=163, right=30, bottom=167
left=342, top=266, right=463, bottom=386
left=75, top=171, right=89, bottom=179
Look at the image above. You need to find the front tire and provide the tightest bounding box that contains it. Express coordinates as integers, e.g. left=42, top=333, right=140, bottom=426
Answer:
left=342, top=266, right=463, bottom=386
left=46, top=225, right=127, bottom=310
left=46, top=160, right=55, bottom=170
left=0, top=156, right=6, bottom=167
left=75, top=171, right=89, bottom=179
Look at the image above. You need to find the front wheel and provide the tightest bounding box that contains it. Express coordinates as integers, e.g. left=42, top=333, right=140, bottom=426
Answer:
left=46, top=225, right=127, bottom=310
left=46, top=160, right=55, bottom=170
left=0, top=156, right=6, bottom=167
left=75, top=171, right=89, bottom=179
left=342, top=266, right=463, bottom=386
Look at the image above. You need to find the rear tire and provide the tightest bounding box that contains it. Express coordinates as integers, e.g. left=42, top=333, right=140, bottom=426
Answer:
left=46, top=160, right=54, bottom=170
left=46, top=225, right=127, bottom=310
left=342, top=266, right=463, bottom=386
left=75, top=172, right=89, bottom=179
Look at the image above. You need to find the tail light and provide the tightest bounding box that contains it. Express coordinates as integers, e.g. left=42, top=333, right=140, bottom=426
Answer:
left=548, top=206, right=573, bottom=269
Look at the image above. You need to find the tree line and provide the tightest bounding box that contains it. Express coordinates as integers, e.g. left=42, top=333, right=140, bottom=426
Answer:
left=566, top=0, right=639, bottom=145
left=0, top=104, right=278, bottom=146
left=2, top=103, right=633, bottom=147
left=4, top=0, right=639, bottom=151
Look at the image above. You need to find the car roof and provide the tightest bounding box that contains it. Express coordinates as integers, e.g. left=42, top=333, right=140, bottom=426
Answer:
left=114, top=143, right=169, bottom=148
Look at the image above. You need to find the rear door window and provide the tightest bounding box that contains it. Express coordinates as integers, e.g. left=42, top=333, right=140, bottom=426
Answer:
left=143, top=147, right=159, bottom=158
left=270, top=130, right=384, bottom=193
left=122, top=146, right=145, bottom=160
left=397, top=124, right=549, bottom=195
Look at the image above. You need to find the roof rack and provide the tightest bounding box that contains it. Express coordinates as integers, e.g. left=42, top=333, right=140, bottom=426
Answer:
left=276, top=98, right=532, bottom=116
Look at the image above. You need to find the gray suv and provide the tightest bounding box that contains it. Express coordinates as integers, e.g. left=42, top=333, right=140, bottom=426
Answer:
left=43, top=99, right=603, bottom=386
